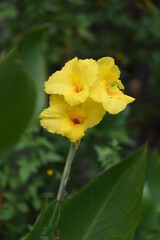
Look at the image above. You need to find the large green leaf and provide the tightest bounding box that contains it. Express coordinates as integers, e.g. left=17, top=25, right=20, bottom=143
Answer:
left=24, top=200, right=60, bottom=240
left=18, top=25, right=48, bottom=116
left=0, top=50, right=35, bottom=158
left=146, top=150, right=160, bottom=210
left=58, top=145, right=147, bottom=240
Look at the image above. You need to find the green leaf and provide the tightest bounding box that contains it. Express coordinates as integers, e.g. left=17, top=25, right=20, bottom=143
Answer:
left=0, top=2, right=18, bottom=21
left=0, top=202, right=15, bottom=221
left=59, top=145, right=147, bottom=240
left=0, top=50, right=36, bottom=158
left=24, top=202, right=48, bottom=240
left=18, top=156, right=39, bottom=183
left=18, top=25, right=48, bottom=116
left=24, top=200, right=60, bottom=240
left=17, top=202, right=29, bottom=214
left=3, top=192, right=17, bottom=203
left=146, top=150, right=160, bottom=211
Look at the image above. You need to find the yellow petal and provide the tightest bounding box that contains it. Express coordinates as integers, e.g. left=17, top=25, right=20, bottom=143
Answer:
left=45, top=68, right=72, bottom=95
left=64, top=81, right=89, bottom=105
left=40, top=95, right=68, bottom=134
left=90, top=57, right=122, bottom=104
left=65, top=57, right=97, bottom=86
left=90, top=80, right=104, bottom=103
left=61, top=118, right=85, bottom=142
left=103, top=98, right=128, bottom=114
left=40, top=107, right=62, bottom=134
left=78, top=59, right=98, bottom=86
left=113, top=79, right=124, bottom=90
left=45, top=57, right=97, bottom=105
left=82, top=98, right=106, bottom=129
left=40, top=95, right=106, bottom=142
left=97, top=57, right=120, bottom=84
left=103, top=86, right=135, bottom=114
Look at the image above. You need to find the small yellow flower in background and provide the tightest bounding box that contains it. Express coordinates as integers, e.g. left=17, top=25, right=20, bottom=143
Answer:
left=47, top=169, right=54, bottom=176
left=90, top=57, right=135, bottom=114
left=40, top=95, right=105, bottom=142
left=40, top=56, right=135, bottom=142
left=45, top=57, right=97, bottom=106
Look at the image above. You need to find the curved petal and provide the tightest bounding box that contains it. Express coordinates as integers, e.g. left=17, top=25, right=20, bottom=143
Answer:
left=78, top=59, right=98, bottom=86
left=89, top=80, right=104, bottom=103
left=61, top=118, right=85, bottom=142
left=45, top=68, right=72, bottom=95
left=40, top=95, right=68, bottom=134
left=40, top=107, right=62, bottom=134
left=65, top=58, right=97, bottom=86
left=103, top=97, right=129, bottom=114
left=82, top=98, right=106, bottom=129
left=97, top=57, right=120, bottom=84
left=103, top=86, right=135, bottom=114
left=45, top=57, right=97, bottom=105
left=64, top=84, right=89, bottom=105
left=113, top=79, right=124, bottom=90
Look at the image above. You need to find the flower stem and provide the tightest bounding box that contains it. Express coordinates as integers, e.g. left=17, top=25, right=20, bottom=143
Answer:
left=48, top=142, right=77, bottom=230
left=57, top=142, right=77, bottom=203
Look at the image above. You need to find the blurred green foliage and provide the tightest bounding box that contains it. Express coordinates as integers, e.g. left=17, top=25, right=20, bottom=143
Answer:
left=0, top=0, right=160, bottom=239
left=135, top=150, right=160, bottom=240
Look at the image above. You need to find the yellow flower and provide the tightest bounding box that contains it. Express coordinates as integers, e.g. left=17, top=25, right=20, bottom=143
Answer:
left=40, top=95, right=105, bottom=142
left=90, top=57, right=135, bottom=114
left=46, top=169, right=54, bottom=176
left=45, top=57, right=97, bottom=106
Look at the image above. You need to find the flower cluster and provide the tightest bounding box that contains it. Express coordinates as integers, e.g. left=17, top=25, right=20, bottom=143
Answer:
left=40, top=57, right=135, bottom=142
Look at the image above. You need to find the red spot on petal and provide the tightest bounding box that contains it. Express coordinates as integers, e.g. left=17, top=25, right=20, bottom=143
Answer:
left=72, top=118, right=83, bottom=125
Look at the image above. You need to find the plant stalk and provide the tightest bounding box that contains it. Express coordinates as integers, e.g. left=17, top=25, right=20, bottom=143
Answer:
left=48, top=142, right=77, bottom=229
left=57, top=142, right=77, bottom=203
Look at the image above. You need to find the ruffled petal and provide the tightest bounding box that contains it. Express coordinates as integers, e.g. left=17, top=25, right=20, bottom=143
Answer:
left=82, top=98, right=106, bottom=129
left=64, top=81, right=89, bottom=106
left=45, top=68, right=72, bottom=95
left=61, top=118, right=85, bottom=142
left=40, top=107, right=62, bottom=134
left=102, top=86, right=135, bottom=114
left=89, top=80, right=104, bottom=103
left=97, top=57, right=120, bottom=84
left=40, top=95, right=68, bottom=134
left=45, top=57, right=97, bottom=105
left=78, top=59, right=98, bottom=86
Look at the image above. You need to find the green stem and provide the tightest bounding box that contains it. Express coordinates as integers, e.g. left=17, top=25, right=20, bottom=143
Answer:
left=57, top=142, right=77, bottom=203
left=48, top=142, right=77, bottom=230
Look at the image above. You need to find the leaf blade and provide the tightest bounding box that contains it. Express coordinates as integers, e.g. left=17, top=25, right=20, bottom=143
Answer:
left=59, top=145, right=147, bottom=240
left=0, top=49, right=36, bottom=158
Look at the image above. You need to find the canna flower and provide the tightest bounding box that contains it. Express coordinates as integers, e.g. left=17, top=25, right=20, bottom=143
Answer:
left=90, top=57, right=135, bottom=114
left=45, top=57, right=97, bottom=106
left=40, top=95, right=105, bottom=142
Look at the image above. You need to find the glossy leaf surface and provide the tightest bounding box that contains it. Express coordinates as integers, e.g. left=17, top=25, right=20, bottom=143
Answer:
left=59, top=145, right=147, bottom=240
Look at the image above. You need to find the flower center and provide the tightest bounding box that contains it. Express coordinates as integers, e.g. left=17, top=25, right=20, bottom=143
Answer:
left=75, top=86, right=83, bottom=93
left=71, top=72, right=83, bottom=93
left=72, top=117, right=83, bottom=125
